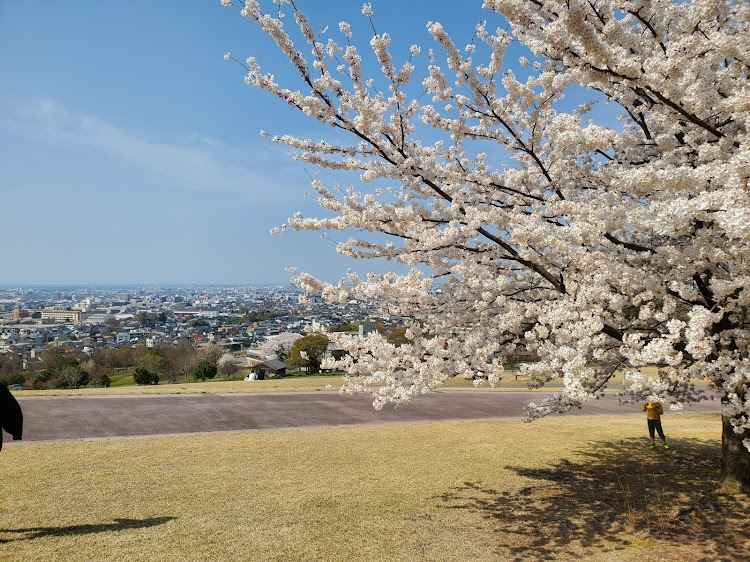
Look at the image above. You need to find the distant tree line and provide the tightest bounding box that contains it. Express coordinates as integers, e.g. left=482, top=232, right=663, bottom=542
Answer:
left=229, top=308, right=285, bottom=324
left=1, top=339, right=242, bottom=389
left=132, top=311, right=169, bottom=327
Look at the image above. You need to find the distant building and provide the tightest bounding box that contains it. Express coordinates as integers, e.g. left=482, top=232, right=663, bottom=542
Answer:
left=41, top=310, right=81, bottom=323
left=173, top=307, right=220, bottom=319
left=298, top=293, right=323, bottom=304
left=116, top=333, right=131, bottom=345
left=145, top=336, right=162, bottom=348
left=84, top=313, right=115, bottom=324
left=253, top=359, right=287, bottom=378
left=245, top=350, right=264, bottom=365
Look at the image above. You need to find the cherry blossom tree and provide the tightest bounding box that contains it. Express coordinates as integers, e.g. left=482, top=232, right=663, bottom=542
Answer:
left=257, top=331, right=302, bottom=361
left=222, top=0, right=750, bottom=492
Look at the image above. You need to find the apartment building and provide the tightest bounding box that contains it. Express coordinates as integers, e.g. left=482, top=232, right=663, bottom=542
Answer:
left=41, top=310, right=81, bottom=323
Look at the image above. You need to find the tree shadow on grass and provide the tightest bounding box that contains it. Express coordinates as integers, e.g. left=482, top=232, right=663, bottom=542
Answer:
left=438, top=438, right=749, bottom=561
left=0, top=516, right=176, bottom=543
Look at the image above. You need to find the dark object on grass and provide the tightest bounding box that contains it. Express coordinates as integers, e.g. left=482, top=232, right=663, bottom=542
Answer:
left=0, top=383, right=23, bottom=451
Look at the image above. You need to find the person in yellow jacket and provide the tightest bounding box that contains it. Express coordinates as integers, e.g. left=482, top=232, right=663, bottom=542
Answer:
left=643, top=402, right=668, bottom=449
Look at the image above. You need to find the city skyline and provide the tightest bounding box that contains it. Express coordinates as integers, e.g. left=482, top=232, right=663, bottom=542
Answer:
left=0, top=1, right=510, bottom=286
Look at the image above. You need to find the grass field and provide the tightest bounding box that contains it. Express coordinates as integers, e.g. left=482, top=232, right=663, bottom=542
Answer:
left=12, top=376, right=351, bottom=397
left=2, top=414, right=746, bottom=561
left=16, top=366, right=705, bottom=397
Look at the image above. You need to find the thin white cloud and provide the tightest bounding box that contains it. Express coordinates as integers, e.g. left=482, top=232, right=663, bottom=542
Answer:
left=0, top=98, right=301, bottom=202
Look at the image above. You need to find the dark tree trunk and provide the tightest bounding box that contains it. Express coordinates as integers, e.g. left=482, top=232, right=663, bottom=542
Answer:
left=720, top=414, right=750, bottom=494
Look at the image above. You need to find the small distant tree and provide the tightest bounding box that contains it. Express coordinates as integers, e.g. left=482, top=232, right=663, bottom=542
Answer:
left=193, top=360, right=218, bottom=382
left=55, top=364, right=90, bottom=389
left=40, top=345, right=66, bottom=372
left=0, top=372, right=26, bottom=388
left=199, top=343, right=224, bottom=365
left=162, top=339, right=198, bottom=382
left=93, top=348, right=119, bottom=375
left=133, top=366, right=159, bottom=386
left=258, top=332, right=301, bottom=361
left=218, top=353, right=240, bottom=380
left=116, top=345, right=135, bottom=369
left=0, top=353, right=23, bottom=376
left=33, top=371, right=53, bottom=389
left=82, top=358, right=109, bottom=387
left=288, top=334, right=330, bottom=374
left=134, top=347, right=167, bottom=375
left=36, top=350, right=86, bottom=389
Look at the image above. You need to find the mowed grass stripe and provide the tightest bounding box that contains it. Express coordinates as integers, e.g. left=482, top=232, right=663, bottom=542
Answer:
left=2, top=414, right=740, bottom=561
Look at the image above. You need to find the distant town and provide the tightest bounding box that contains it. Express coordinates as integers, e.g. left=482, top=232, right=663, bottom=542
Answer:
left=0, top=285, right=405, bottom=388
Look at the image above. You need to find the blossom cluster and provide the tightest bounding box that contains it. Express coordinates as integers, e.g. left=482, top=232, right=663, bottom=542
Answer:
left=223, top=1, right=750, bottom=450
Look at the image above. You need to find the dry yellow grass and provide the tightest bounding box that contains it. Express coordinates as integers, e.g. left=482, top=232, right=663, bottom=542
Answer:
left=1, top=414, right=744, bottom=561
left=12, top=376, right=349, bottom=397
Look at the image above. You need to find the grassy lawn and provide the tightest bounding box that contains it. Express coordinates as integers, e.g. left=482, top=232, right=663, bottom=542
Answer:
left=15, top=366, right=710, bottom=397
left=12, top=376, right=350, bottom=397
left=107, top=372, right=135, bottom=386
left=1, top=414, right=746, bottom=561
left=11, top=375, right=555, bottom=397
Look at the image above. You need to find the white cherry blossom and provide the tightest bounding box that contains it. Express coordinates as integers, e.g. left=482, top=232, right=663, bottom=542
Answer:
left=224, top=0, right=750, bottom=491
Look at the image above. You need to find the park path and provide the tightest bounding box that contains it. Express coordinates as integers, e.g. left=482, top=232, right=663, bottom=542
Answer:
left=5, top=391, right=720, bottom=445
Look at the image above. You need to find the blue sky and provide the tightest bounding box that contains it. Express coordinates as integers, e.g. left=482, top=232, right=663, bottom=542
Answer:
left=0, top=1, right=560, bottom=286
